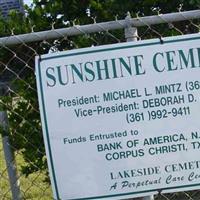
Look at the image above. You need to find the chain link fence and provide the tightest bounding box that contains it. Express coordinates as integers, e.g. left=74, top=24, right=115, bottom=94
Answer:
left=0, top=8, right=200, bottom=200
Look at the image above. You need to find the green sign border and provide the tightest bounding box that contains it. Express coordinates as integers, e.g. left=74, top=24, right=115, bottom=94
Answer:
left=37, top=34, right=200, bottom=200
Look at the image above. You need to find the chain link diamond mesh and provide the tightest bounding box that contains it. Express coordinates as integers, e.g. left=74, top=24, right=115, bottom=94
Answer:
left=0, top=9, right=200, bottom=200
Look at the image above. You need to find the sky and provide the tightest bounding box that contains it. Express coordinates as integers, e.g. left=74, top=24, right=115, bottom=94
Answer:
left=24, top=0, right=32, bottom=6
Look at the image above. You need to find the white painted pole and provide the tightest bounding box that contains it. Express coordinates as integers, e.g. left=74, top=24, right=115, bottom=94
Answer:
left=0, top=85, right=21, bottom=200
left=125, top=12, right=138, bottom=42
left=0, top=111, right=21, bottom=200
left=143, top=196, right=154, bottom=200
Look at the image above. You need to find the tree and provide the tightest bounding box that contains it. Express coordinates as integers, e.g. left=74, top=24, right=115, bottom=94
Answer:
left=1, top=0, right=200, bottom=181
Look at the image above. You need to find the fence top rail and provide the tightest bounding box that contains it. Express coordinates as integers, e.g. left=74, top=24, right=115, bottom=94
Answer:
left=0, top=9, right=199, bottom=47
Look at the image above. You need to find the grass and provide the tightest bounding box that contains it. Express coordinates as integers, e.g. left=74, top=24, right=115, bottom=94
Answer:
left=0, top=135, right=53, bottom=200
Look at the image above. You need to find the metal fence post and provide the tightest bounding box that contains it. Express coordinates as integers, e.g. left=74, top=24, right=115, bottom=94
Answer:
left=143, top=196, right=154, bottom=200
left=125, top=12, right=138, bottom=42
left=0, top=85, right=21, bottom=200
left=124, top=12, right=154, bottom=200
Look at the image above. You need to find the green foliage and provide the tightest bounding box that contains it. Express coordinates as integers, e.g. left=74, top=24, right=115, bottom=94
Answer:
left=0, top=0, right=199, bottom=182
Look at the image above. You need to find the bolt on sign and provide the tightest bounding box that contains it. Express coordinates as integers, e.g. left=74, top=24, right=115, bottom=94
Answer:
left=36, top=33, right=200, bottom=200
